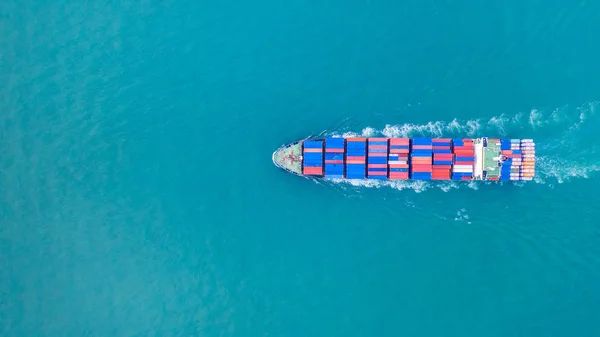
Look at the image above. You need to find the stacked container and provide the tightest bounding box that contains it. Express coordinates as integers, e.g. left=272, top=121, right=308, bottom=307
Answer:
left=302, top=140, right=323, bottom=176
left=367, top=138, right=388, bottom=180
left=520, top=139, right=536, bottom=180
left=498, top=139, right=522, bottom=180
left=388, top=138, right=410, bottom=180
left=411, top=138, right=433, bottom=180
left=324, top=137, right=345, bottom=179
left=345, top=138, right=367, bottom=179
left=452, top=138, right=474, bottom=180
left=432, top=138, right=452, bottom=180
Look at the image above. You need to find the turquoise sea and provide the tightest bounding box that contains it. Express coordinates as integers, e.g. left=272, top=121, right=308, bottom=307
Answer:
left=2, top=1, right=600, bottom=336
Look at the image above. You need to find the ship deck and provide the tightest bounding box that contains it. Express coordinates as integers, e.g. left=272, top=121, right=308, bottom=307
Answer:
left=272, top=142, right=303, bottom=175
left=483, top=140, right=500, bottom=177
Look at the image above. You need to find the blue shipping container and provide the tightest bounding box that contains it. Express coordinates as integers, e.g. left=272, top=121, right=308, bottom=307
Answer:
left=412, top=138, right=433, bottom=144
left=325, top=138, right=344, bottom=145
left=433, top=160, right=453, bottom=165
left=368, top=157, right=387, bottom=164
left=304, top=141, right=323, bottom=148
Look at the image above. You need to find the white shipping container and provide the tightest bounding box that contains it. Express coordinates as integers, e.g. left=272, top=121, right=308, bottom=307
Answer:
left=453, top=168, right=473, bottom=173
left=453, top=164, right=473, bottom=169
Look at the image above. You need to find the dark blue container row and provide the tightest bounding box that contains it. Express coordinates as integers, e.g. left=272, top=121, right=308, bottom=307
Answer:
left=325, top=153, right=343, bottom=160
left=368, top=175, right=387, bottom=180
left=411, top=150, right=433, bottom=156
left=304, top=141, right=323, bottom=149
left=513, top=150, right=522, bottom=154
left=413, top=138, right=433, bottom=145
left=433, top=149, right=452, bottom=154
left=452, top=172, right=472, bottom=177
left=368, top=167, right=387, bottom=172
left=433, top=160, right=453, bottom=165
left=411, top=172, right=432, bottom=180
left=304, top=152, right=323, bottom=160
left=390, top=168, right=409, bottom=172
left=368, top=141, right=388, bottom=146
left=368, top=157, right=387, bottom=164
left=390, top=145, right=410, bottom=149
left=455, top=157, right=474, bottom=162
left=347, top=142, right=366, bottom=148
left=324, top=174, right=344, bottom=179
left=325, top=138, right=344, bottom=147
left=347, top=151, right=366, bottom=155
left=368, top=149, right=387, bottom=153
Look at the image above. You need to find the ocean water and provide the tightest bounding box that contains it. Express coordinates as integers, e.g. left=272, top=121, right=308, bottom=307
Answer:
left=2, top=0, right=600, bottom=336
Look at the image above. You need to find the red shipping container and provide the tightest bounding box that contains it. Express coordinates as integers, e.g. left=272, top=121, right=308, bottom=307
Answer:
left=346, top=156, right=365, bottom=160
left=368, top=152, right=387, bottom=157
left=368, top=164, right=387, bottom=168
left=368, top=171, right=387, bottom=176
left=325, top=160, right=344, bottom=164
left=303, top=167, right=323, bottom=175
left=389, top=138, right=410, bottom=144
left=412, top=158, right=432, bottom=162
left=461, top=176, right=472, bottom=180
left=412, top=164, right=432, bottom=171
left=453, top=151, right=474, bottom=156
left=389, top=174, right=408, bottom=180
left=412, top=145, right=433, bottom=150
left=432, top=176, right=450, bottom=180
left=304, top=148, right=322, bottom=153
left=346, top=160, right=365, bottom=164
left=502, top=150, right=512, bottom=155
left=452, top=146, right=473, bottom=151
left=432, top=165, right=452, bottom=170
left=432, top=146, right=451, bottom=150
left=433, top=154, right=453, bottom=159
left=388, top=164, right=409, bottom=168
left=325, top=148, right=344, bottom=153
left=368, top=137, right=388, bottom=142
left=368, top=145, right=387, bottom=150
left=488, top=177, right=499, bottom=181
left=389, top=149, right=410, bottom=153
left=347, top=137, right=366, bottom=142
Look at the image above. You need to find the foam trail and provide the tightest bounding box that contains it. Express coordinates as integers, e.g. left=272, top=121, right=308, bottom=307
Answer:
left=323, top=101, right=599, bottom=192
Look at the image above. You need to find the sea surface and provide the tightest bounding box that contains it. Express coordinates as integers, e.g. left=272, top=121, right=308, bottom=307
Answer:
left=2, top=1, right=600, bottom=336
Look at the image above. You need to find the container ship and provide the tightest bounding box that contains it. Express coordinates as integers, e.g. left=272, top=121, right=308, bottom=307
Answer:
left=272, top=137, right=536, bottom=181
